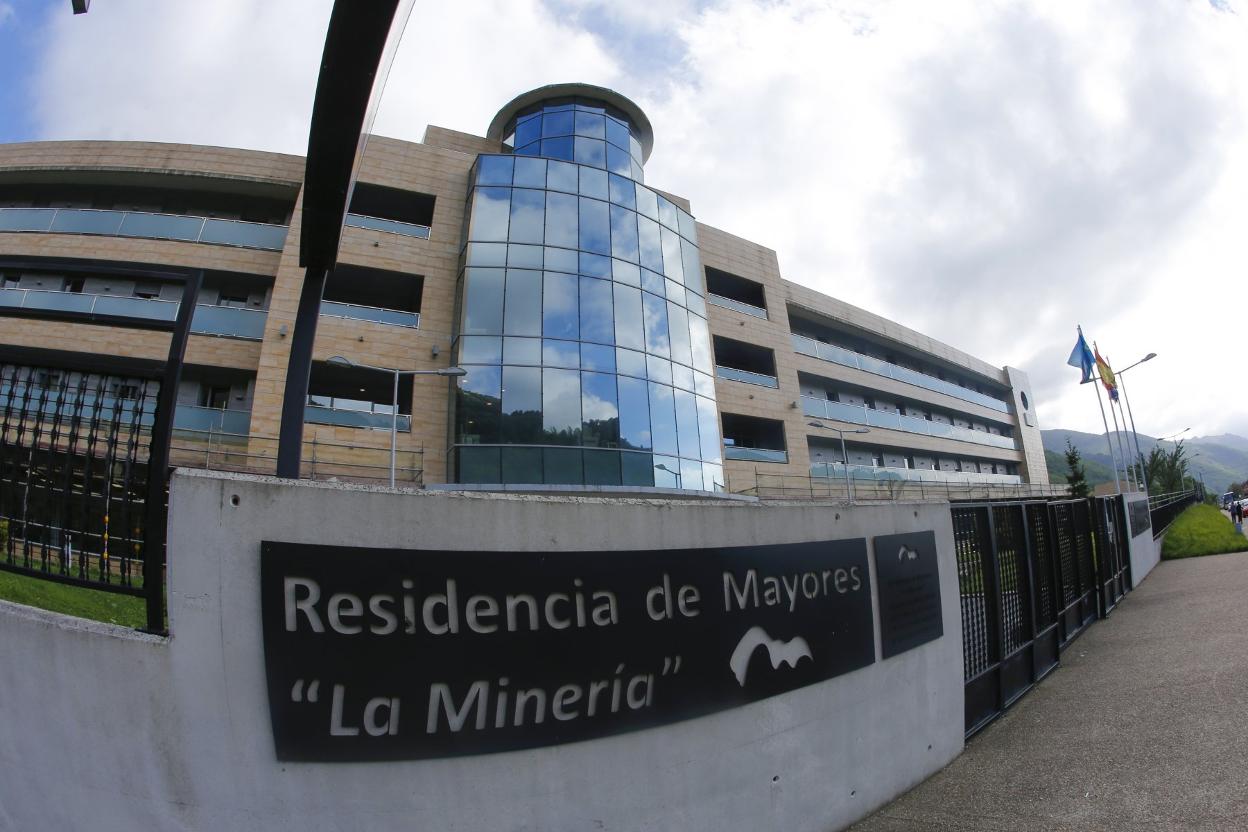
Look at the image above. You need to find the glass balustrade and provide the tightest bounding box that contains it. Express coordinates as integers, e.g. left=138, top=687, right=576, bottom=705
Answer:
left=715, top=365, right=779, bottom=388
left=320, top=300, right=420, bottom=328
left=305, top=402, right=411, bottom=432
left=173, top=405, right=252, bottom=434
left=801, top=395, right=1016, bottom=450
left=791, top=333, right=1011, bottom=413
left=723, top=446, right=788, bottom=463
left=810, top=461, right=1021, bottom=486
left=344, top=213, right=431, bottom=240
left=707, top=293, right=768, bottom=319
left=0, top=287, right=267, bottom=340
left=0, top=206, right=287, bottom=251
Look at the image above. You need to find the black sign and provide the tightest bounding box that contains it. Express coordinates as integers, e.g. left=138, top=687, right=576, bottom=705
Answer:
left=872, top=531, right=943, bottom=659
left=1128, top=498, right=1151, bottom=538
left=260, top=538, right=875, bottom=762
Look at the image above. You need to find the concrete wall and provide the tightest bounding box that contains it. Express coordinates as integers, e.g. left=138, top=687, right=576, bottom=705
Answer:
left=1127, top=498, right=1161, bottom=584
left=0, top=470, right=965, bottom=832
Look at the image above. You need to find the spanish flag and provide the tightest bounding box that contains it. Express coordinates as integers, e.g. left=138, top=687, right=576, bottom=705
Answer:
left=1093, top=345, right=1118, bottom=401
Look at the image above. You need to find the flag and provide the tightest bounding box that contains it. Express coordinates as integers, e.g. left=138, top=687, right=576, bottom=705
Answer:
left=1066, top=326, right=1095, bottom=383
left=1093, top=345, right=1119, bottom=401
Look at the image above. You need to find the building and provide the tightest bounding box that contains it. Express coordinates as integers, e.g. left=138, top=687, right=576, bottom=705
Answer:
left=0, top=83, right=1048, bottom=495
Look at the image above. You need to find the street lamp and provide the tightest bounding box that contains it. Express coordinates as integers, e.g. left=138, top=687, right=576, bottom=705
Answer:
left=808, top=421, right=870, bottom=502
left=1116, top=352, right=1156, bottom=494
left=1159, top=427, right=1190, bottom=444
left=326, top=356, right=466, bottom=487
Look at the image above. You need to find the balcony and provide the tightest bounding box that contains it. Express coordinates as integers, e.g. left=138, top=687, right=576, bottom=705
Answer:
left=791, top=334, right=1010, bottom=414
left=320, top=300, right=420, bottom=328
left=0, top=207, right=288, bottom=251
left=0, top=287, right=267, bottom=340
left=173, top=405, right=252, bottom=434
left=801, top=395, right=1016, bottom=450
left=344, top=213, right=431, bottom=240
left=305, top=398, right=411, bottom=432
left=810, top=461, right=1021, bottom=486
left=724, top=446, right=789, bottom=463
left=715, top=365, right=778, bottom=388
left=708, top=293, right=767, bottom=319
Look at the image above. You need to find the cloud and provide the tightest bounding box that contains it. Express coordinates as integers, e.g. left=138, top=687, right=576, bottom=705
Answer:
left=0, top=3, right=16, bottom=29
left=18, top=0, right=1248, bottom=442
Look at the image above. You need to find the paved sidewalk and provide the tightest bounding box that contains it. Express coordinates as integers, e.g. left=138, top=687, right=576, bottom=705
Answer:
left=851, top=550, right=1248, bottom=832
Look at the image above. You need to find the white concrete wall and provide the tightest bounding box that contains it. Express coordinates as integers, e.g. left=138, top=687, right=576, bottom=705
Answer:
left=1127, top=499, right=1161, bottom=584
left=0, top=470, right=965, bottom=832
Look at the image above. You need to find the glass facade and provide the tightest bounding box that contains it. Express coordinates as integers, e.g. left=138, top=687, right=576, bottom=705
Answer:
left=453, top=108, right=723, bottom=491
left=502, top=99, right=647, bottom=183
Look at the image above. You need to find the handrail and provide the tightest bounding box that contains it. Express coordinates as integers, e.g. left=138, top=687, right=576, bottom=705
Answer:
left=802, top=394, right=1016, bottom=450
left=707, top=293, right=768, bottom=319
left=0, top=206, right=288, bottom=251
left=0, top=287, right=267, bottom=339
left=344, top=212, right=431, bottom=240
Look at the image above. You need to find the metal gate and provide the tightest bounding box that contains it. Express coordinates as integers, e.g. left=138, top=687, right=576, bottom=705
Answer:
left=0, top=363, right=161, bottom=595
left=957, top=495, right=1129, bottom=737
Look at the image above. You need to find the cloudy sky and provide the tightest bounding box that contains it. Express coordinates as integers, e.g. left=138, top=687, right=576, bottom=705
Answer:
left=1, top=0, right=1244, bottom=440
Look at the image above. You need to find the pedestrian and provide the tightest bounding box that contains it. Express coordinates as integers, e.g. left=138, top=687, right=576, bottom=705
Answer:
left=1234, top=501, right=1244, bottom=535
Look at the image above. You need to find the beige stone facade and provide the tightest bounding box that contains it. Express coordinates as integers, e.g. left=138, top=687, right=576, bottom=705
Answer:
left=0, top=127, right=1047, bottom=491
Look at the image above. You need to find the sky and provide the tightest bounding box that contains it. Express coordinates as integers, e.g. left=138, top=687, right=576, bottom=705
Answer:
left=1, top=0, right=1245, bottom=441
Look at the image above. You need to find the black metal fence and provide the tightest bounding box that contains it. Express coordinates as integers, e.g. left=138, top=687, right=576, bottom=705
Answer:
left=1148, top=490, right=1200, bottom=538
left=955, top=494, right=1133, bottom=737
left=0, top=363, right=161, bottom=600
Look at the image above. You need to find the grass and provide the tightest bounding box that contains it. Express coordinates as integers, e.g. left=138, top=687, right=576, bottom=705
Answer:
left=1161, top=504, right=1248, bottom=560
left=0, top=568, right=148, bottom=629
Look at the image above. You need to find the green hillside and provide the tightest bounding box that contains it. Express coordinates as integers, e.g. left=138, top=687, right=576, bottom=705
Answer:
left=1042, top=429, right=1248, bottom=492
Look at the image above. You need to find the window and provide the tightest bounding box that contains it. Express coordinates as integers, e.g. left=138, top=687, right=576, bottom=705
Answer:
left=199, top=385, right=231, bottom=409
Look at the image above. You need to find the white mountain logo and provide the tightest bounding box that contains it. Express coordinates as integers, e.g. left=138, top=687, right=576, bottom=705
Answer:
left=898, top=545, right=919, bottom=562
left=728, top=626, right=813, bottom=686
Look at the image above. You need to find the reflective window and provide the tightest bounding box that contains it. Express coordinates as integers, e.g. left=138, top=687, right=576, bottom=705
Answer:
left=661, top=226, right=685, bottom=284
left=543, top=110, right=574, bottom=137
left=613, top=284, right=645, bottom=351
left=689, top=313, right=713, bottom=373
left=612, top=259, right=640, bottom=287
left=503, top=269, right=542, bottom=336
left=469, top=187, right=510, bottom=242
left=609, top=173, right=636, bottom=209
left=545, top=246, right=578, bottom=273
left=622, top=452, right=654, bottom=486
left=459, top=335, right=502, bottom=364
left=606, top=144, right=632, bottom=177
left=679, top=458, right=704, bottom=492
left=508, top=189, right=545, bottom=245
left=578, top=197, right=610, bottom=255
left=514, top=156, right=547, bottom=188
left=618, top=376, right=651, bottom=451
left=514, top=117, right=541, bottom=148
left=579, top=252, right=611, bottom=278
left=579, top=166, right=609, bottom=200
left=635, top=186, right=659, bottom=221
left=610, top=205, right=640, bottom=263
left=543, top=338, right=580, bottom=369
left=502, top=447, right=542, bottom=484
left=579, top=277, right=614, bottom=344
left=672, top=362, right=695, bottom=392
left=542, top=272, right=579, bottom=339
left=584, top=449, right=621, bottom=486
left=605, top=117, right=631, bottom=152
left=647, top=354, right=673, bottom=385
left=667, top=302, right=693, bottom=366
left=508, top=244, right=543, bottom=268
left=697, top=395, right=722, bottom=462
left=501, top=366, right=542, bottom=443
left=457, top=366, right=501, bottom=443
left=574, top=110, right=605, bottom=139
left=503, top=336, right=541, bottom=365
left=462, top=268, right=504, bottom=334
left=542, top=368, right=581, bottom=445
left=467, top=242, right=506, bottom=267
left=547, top=160, right=578, bottom=193
left=681, top=238, right=702, bottom=292
left=541, top=137, right=574, bottom=162
left=616, top=347, right=647, bottom=378
left=581, top=371, right=619, bottom=448
left=648, top=383, right=679, bottom=456
left=658, top=196, right=680, bottom=231
left=478, top=155, right=513, bottom=186
left=642, top=291, right=670, bottom=358
left=544, top=448, right=582, bottom=484
left=641, top=268, right=665, bottom=296
left=544, top=192, right=578, bottom=249
left=637, top=215, right=663, bottom=273
left=574, top=137, right=607, bottom=170
left=581, top=343, right=616, bottom=373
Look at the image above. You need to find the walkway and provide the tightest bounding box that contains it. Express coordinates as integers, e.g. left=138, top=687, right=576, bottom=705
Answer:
left=851, top=550, right=1248, bottom=832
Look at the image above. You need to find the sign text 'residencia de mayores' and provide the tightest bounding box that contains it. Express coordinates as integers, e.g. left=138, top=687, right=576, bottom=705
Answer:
left=260, top=539, right=884, bottom=762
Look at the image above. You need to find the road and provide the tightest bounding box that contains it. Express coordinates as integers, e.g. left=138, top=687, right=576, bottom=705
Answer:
left=851, top=549, right=1248, bottom=832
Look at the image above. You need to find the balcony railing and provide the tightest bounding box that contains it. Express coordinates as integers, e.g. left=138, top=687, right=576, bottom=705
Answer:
left=305, top=399, right=411, bottom=432
left=791, top=333, right=1010, bottom=413
left=320, top=299, right=420, bottom=328
left=174, top=405, right=252, bottom=434
left=0, top=207, right=288, bottom=251
left=723, top=445, right=788, bottom=463
left=809, top=461, right=1022, bottom=486
left=0, top=287, right=267, bottom=340
left=344, top=213, right=431, bottom=240
left=715, top=365, right=779, bottom=388
left=707, top=293, right=768, bottom=319
left=801, top=395, right=1016, bottom=450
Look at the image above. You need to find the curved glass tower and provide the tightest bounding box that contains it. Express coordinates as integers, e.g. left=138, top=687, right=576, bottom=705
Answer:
left=451, top=84, right=723, bottom=491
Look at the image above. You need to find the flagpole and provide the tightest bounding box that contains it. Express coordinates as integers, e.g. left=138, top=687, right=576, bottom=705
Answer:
left=1117, top=371, right=1148, bottom=494
left=1109, top=395, right=1131, bottom=490
left=1092, top=379, right=1123, bottom=494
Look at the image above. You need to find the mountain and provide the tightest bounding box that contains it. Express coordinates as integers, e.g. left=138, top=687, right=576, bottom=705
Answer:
left=1041, top=429, right=1248, bottom=491
left=1044, top=448, right=1115, bottom=487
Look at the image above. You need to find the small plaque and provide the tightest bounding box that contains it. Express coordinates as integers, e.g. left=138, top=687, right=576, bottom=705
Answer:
left=1128, top=499, right=1151, bottom=538
left=873, top=531, right=943, bottom=659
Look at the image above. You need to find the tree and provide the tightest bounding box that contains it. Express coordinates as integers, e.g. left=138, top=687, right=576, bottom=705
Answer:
left=1065, top=438, right=1089, bottom=498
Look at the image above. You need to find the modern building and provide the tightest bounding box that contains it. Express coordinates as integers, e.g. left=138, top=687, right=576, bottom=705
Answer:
left=0, top=83, right=1048, bottom=495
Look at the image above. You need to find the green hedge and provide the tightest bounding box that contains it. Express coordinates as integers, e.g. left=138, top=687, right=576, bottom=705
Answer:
left=1161, top=504, right=1248, bottom=560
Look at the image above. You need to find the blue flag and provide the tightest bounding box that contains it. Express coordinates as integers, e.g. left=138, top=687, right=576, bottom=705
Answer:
left=1066, top=326, right=1095, bottom=384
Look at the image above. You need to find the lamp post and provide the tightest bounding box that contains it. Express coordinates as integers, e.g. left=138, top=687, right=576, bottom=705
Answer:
left=1116, top=352, right=1156, bottom=493
left=808, top=421, right=870, bottom=503
left=326, top=356, right=465, bottom=487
